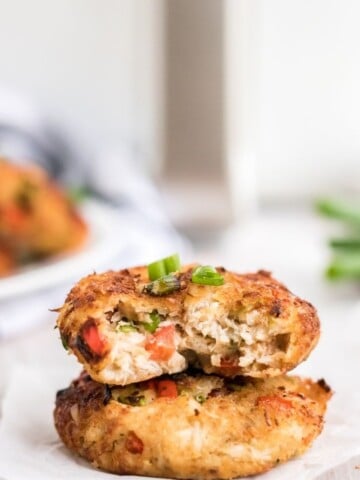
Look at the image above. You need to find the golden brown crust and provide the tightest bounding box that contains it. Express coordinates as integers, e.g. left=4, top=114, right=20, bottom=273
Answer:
left=57, top=265, right=320, bottom=384
left=0, top=158, right=87, bottom=263
left=54, top=372, right=331, bottom=479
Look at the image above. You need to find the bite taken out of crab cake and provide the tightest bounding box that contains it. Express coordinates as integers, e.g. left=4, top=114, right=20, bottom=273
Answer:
left=54, top=371, right=331, bottom=480
left=56, top=257, right=320, bottom=386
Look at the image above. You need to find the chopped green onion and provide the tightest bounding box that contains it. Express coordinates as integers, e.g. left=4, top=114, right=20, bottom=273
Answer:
left=329, top=237, right=360, bottom=251
left=147, top=253, right=181, bottom=280
left=117, top=391, right=146, bottom=406
left=326, top=253, right=360, bottom=281
left=194, top=394, right=206, bottom=404
left=120, top=394, right=146, bottom=406
left=116, top=323, right=137, bottom=333
left=191, top=265, right=224, bottom=286
left=228, top=383, right=243, bottom=392
left=137, top=396, right=146, bottom=406
left=144, top=311, right=161, bottom=333
left=193, top=275, right=223, bottom=286
left=163, top=253, right=181, bottom=274
left=193, top=265, right=218, bottom=276
left=148, top=260, right=167, bottom=281
left=143, top=274, right=180, bottom=296
left=60, top=333, right=69, bottom=350
left=67, top=186, right=90, bottom=204
left=316, top=198, right=360, bottom=225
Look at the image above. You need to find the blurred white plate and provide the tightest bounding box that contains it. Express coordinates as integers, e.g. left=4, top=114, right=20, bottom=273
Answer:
left=0, top=199, right=127, bottom=301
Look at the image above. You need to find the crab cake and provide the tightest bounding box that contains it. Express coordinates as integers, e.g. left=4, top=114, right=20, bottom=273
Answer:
left=0, top=245, right=15, bottom=277
left=0, top=159, right=87, bottom=260
left=56, top=265, right=320, bottom=385
left=54, top=371, right=331, bottom=479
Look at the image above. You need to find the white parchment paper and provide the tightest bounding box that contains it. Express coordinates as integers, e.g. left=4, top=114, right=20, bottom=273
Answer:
left=0, top=365, right=360, bottom=480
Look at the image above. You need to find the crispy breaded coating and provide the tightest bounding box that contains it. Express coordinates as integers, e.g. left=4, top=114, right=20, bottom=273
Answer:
left=54, top=371, right=331, bottom=479
left=0, top=159, right=87, bottom=262
left=56, top=265, right=320, bottom=385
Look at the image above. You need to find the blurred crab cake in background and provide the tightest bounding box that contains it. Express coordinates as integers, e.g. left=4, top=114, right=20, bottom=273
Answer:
left=54, top=370, right=331, bottom=479
left=56, top=255, right=320, bottom=385
left=0, top=244, right=16, bottom=277
left=0, top=158, right=88, bottom=270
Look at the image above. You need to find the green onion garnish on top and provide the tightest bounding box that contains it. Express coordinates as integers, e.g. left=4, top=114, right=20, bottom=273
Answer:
left=191, top=265, right=224, bottom=286
left=163, top=253, right=180, bottom=275
left=148, top=260, right=167, bottom=281
left=143, top=274, right=180, bottom=296
left=147, top=253, right=181, bottom=281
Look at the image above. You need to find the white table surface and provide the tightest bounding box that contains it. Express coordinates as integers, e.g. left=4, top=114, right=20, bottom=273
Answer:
left=1, top=206, right=360, bottom=479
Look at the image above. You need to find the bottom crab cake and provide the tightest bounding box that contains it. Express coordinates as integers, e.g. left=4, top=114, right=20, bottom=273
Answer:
left=54, top=371, right=331, bottom=479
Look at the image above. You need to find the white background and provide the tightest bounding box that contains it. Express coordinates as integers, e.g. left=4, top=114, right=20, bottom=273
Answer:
left=232, top=0, right=360, bottom=200
left=0, top=0, right=359, bottom=200
left=0, top=0, right=163, bottom=169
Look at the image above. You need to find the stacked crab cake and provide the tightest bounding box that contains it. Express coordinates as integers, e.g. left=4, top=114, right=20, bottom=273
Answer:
left=54, top=255, right=331, bottom=479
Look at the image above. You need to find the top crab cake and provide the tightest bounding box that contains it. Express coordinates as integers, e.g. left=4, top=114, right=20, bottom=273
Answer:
left=0, top=158, right=87, bottom=262
left=56, top=261, right=320, bottom=385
